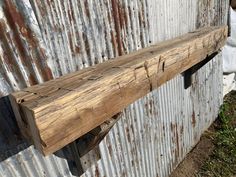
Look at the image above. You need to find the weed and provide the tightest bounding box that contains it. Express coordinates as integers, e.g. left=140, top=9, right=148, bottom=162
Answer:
left=197, top=91, right=236, bottom=177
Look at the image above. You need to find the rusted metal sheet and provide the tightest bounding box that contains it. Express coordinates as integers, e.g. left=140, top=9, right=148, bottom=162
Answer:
left=0, top=0, right=53, bottom=96
left=0, top=0, right=229, bottom=177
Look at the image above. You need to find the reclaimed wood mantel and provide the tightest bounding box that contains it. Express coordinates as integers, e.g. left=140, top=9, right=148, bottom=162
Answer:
left=9, top=26, right=228, bottom=155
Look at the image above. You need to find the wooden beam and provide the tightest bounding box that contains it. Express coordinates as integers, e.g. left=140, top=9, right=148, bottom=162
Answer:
left=9, top=26, right=228, bottom=155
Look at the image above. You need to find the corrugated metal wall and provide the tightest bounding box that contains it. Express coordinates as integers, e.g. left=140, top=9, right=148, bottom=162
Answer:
left=0, top=0, right=229, bottom=177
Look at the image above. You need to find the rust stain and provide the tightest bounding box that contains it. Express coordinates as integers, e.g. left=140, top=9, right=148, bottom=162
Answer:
left=131, top=160, right=134, bottom=166
left=107, top=144, right=112, bottom=157
left=68, top=30, right=81, bottom=55
left=126, top=127, right=131, bottom=143
left=67, top=2, right=75, bottom=24
left=95, top=165, right=99, bottom=177
left=130, top=124, right=134, bottom=134
left=3, top=0, right=53, bottom=84
left=0, top=20, right=27, bottom=88
left=118, top=4, right=127, bottom=30
left=122, top=172, right=126, bottom=177
left=5, top=0, right=39, bottom=49
left=110, top=31, right=118, bottom=56
left=111, top=0, right=123, bottom=56
left=173, top=125, right=180, bottom=167
left=42, top=66, right=53, bottom=81
left=28, top=74, right=37, bottom=85
left=68, top=10, right=73, bottom=23
left=3, top=1, right=34, bottom=62
left=0, top=22, right=13, bottom=68
left=138, top=11, right=144, bottom=48
left=175, top=126, right=179, bottom=156
left=144, top=99, right=154, bottom=116
left=192, top=111, right=196, bottom=127
left=128, top=6, right=132, bottom=26
left=82, top=32, right=91, bottom=65
left=68, top=32, right=73, bottom=48
left=84, top=0, right=90, bottom=18
left=140, top=3, right=146, bottom=28
left=170, top=122, right=175, bottom=132
left=38, top=47, right=53, bottom=80
left=75, top=45, right=80, bottom=54
left=170, top=122, right=180, bottom=166
left=180, top=125, right=184, bottom=135
left=163, top=125, right=166, bottom=137
left=144, top=102, right=148, bottom=112
left=46, top=0, right=52, bottom=5
left=194, top=134, right=198, bottom=142
left=149, top=99, right=154, bottom=115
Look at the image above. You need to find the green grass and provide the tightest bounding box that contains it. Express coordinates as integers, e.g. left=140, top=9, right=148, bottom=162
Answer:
left=197, top=91, right=236, bottom=177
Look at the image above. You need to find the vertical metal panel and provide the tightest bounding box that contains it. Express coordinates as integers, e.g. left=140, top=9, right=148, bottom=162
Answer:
left=0, top=0, right=53, bottom=95
left=0, top=0, right=229, bottom=177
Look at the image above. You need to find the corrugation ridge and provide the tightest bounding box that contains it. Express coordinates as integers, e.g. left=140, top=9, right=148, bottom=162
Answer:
left=112, top=121, right=130, bottom=177
left=158, top=86, right=168, bottom=177
left=18, top=149, right=41, bottom=177
left=163, top=81, right=173, bottom=176
left=30, top=147, right=52, bottom=177
left=128, top=103, right=143, bottom=177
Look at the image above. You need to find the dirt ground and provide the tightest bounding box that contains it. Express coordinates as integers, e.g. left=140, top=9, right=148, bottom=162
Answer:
left=170, top=91, right=236, bottom=177
left=170, top=124, right=216, bottom=177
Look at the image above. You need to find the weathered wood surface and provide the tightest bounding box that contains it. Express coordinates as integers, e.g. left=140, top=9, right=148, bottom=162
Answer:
left=9, top=26, right=228, bottom=155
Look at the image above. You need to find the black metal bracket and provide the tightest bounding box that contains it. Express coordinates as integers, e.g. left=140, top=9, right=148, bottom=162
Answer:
left=182, top=51, right=219, bottom=89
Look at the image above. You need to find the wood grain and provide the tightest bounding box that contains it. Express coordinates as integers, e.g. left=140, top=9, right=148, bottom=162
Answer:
left=9, top=26, right=228, bottom=155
